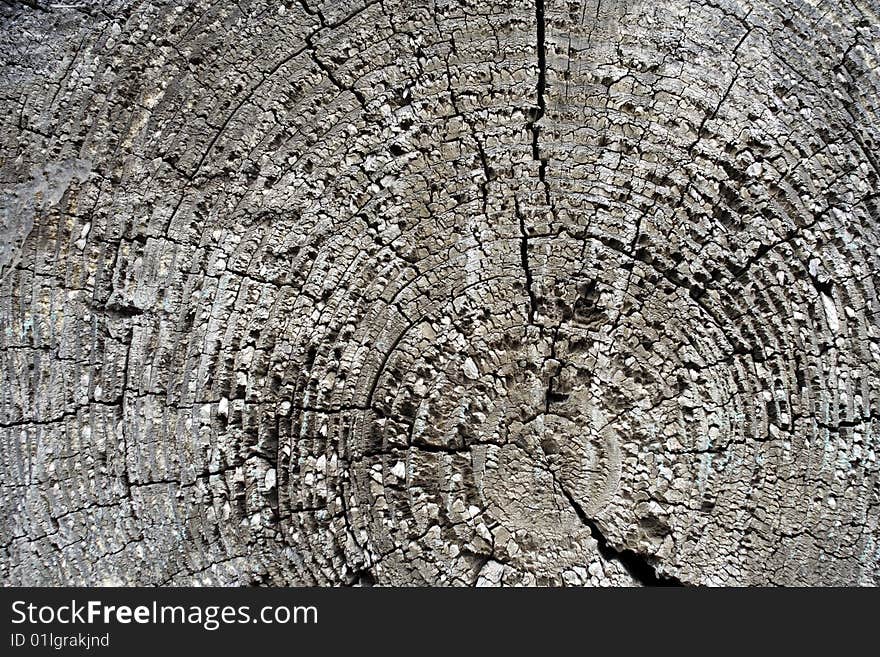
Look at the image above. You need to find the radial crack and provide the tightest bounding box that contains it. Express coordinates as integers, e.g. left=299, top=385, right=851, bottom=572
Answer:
left=515, top=197, right=539, bottom=323
left=558, top=484, right=685, bottom=587
left=528, top=0, right=553, bottom=208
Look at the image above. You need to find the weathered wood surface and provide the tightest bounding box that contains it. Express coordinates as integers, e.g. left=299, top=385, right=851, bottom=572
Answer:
left=1, top=0, right=878, bottom=586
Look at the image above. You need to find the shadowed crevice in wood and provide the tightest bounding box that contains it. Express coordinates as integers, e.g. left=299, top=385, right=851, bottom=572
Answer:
left=559, top=482, right=685, bottom=586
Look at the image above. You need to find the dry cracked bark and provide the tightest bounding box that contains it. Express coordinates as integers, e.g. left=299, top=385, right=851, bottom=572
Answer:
left=1, top=0, right=879, bottom=586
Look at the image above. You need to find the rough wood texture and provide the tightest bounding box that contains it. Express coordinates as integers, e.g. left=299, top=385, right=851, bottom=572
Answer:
left=1, top=0, right=879, bottom=586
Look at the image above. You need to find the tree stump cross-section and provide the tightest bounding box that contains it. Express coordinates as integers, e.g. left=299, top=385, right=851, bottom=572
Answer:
left=1, top=0, right=879, bottom=586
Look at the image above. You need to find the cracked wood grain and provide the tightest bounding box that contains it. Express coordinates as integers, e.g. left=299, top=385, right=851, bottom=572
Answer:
left=1, top=0, right=879, bottom=586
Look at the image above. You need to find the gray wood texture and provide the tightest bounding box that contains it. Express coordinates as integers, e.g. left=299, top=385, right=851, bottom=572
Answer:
left=1, top=0, right=879, bottom=586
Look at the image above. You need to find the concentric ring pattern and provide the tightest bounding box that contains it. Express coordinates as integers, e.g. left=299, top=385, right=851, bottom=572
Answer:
left=1, top=0, right=878, bottom=585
